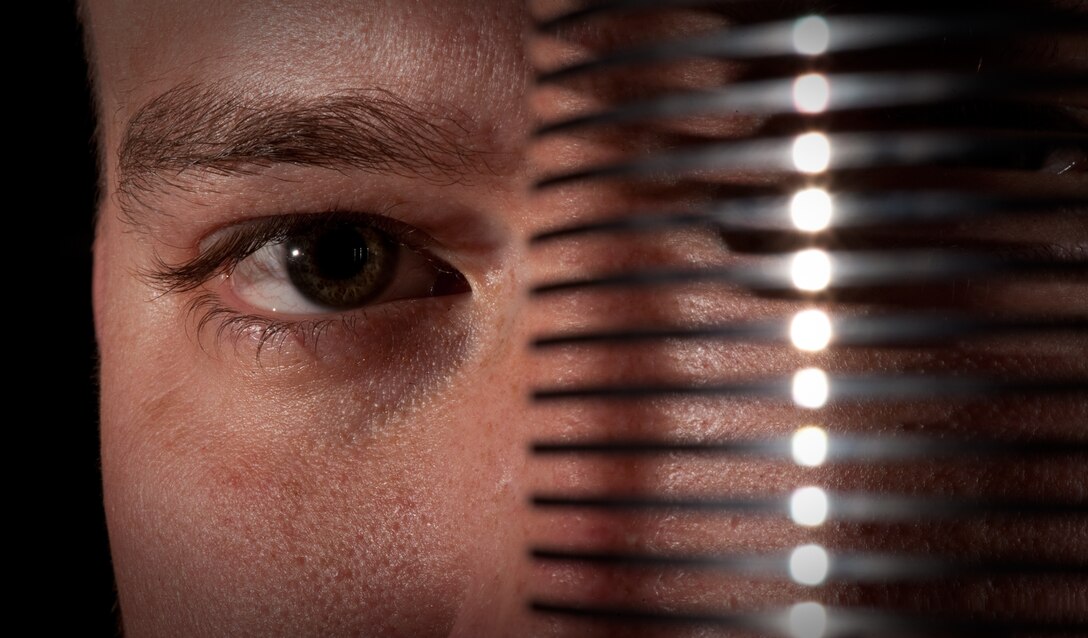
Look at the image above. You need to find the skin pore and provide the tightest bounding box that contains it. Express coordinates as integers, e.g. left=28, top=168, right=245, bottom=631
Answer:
left=87, top=1, right=1084, bottom=636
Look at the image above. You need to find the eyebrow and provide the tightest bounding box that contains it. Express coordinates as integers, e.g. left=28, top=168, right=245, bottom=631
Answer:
left=117, top=81, right=509, bottom=215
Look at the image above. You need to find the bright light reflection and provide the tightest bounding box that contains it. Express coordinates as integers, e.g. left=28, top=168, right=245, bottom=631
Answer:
left=790, top=486, right=829, bottom=527
left=791, top=425, right=829, bottom=467
left=790, top=249, right=832, bottom=292
left=793, top=16, right=831, bottom=56
left=788, top=601, right=829, bottom=638
left=790, top=188, right=833, bottom=232
left=792, top=133, right=832, bottom=174
left=792, top=368, right=829, bottom=409
left=793, top=73, right=831, bottom=113
left=790, top=309, right=833, bottom=352
left=789, top=544, right=831, bottom=585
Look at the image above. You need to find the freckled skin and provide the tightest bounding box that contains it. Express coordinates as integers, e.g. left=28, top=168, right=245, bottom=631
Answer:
left=89, top=1, right=1085, bottom=636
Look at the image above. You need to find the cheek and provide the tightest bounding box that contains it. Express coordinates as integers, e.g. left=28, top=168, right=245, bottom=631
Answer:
left=98, top=238, right=531, bottom=636
left=102, top=377, right=521, bottom=636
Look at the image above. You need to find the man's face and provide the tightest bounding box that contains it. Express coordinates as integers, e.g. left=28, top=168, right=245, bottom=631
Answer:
left=87, top=0, right=1085, bottom=636
left=88, top=1, right=547, bottom=634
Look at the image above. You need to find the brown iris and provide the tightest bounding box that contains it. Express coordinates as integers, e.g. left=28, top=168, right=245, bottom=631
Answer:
left=284, top=222, right=398, bottom=309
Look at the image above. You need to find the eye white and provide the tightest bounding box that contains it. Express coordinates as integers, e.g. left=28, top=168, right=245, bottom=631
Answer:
left=229, top=242, right=334, bottom=315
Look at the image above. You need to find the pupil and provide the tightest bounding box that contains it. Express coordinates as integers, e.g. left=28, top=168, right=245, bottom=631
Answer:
left=284, top=221, right=397, bottom=310
left=311, top=227, right=369, bottom=280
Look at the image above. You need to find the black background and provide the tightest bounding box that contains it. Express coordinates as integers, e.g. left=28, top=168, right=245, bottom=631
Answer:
left=45, top=1, right=117, bottom=633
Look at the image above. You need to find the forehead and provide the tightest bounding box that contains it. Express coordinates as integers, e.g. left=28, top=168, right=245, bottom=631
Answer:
left=84, top=0, right=529, bottom=138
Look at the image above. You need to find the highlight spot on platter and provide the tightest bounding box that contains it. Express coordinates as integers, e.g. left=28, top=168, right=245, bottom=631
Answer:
left=790, top=486, right=829, bottom=527
left=792, top=133, right=832, bottom=174
left=792, top=368, right=830, bottom=409
left=793, top=16, right=831, bottom=56
left=791, top=426, right=829, bottom=467
left=790, top=310, right=833, bottom=352
left=789, top=544, right=831, bottom=585
left=790, top=188, right=833, bottom=232
left=793, top=74, right=831, bottom=114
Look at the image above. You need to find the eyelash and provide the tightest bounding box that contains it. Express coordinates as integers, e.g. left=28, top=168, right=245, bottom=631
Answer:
left=149, top=211, right=438, bottom=354
left=185, top=291, right=351, bottom=355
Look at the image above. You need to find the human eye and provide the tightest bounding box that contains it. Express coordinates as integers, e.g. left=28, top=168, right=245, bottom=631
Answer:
left=150, top=211, right=470, bottom=353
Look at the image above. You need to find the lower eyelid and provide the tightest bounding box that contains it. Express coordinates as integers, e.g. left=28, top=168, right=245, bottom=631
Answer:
left=184, top=283, right=473, bottom=367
